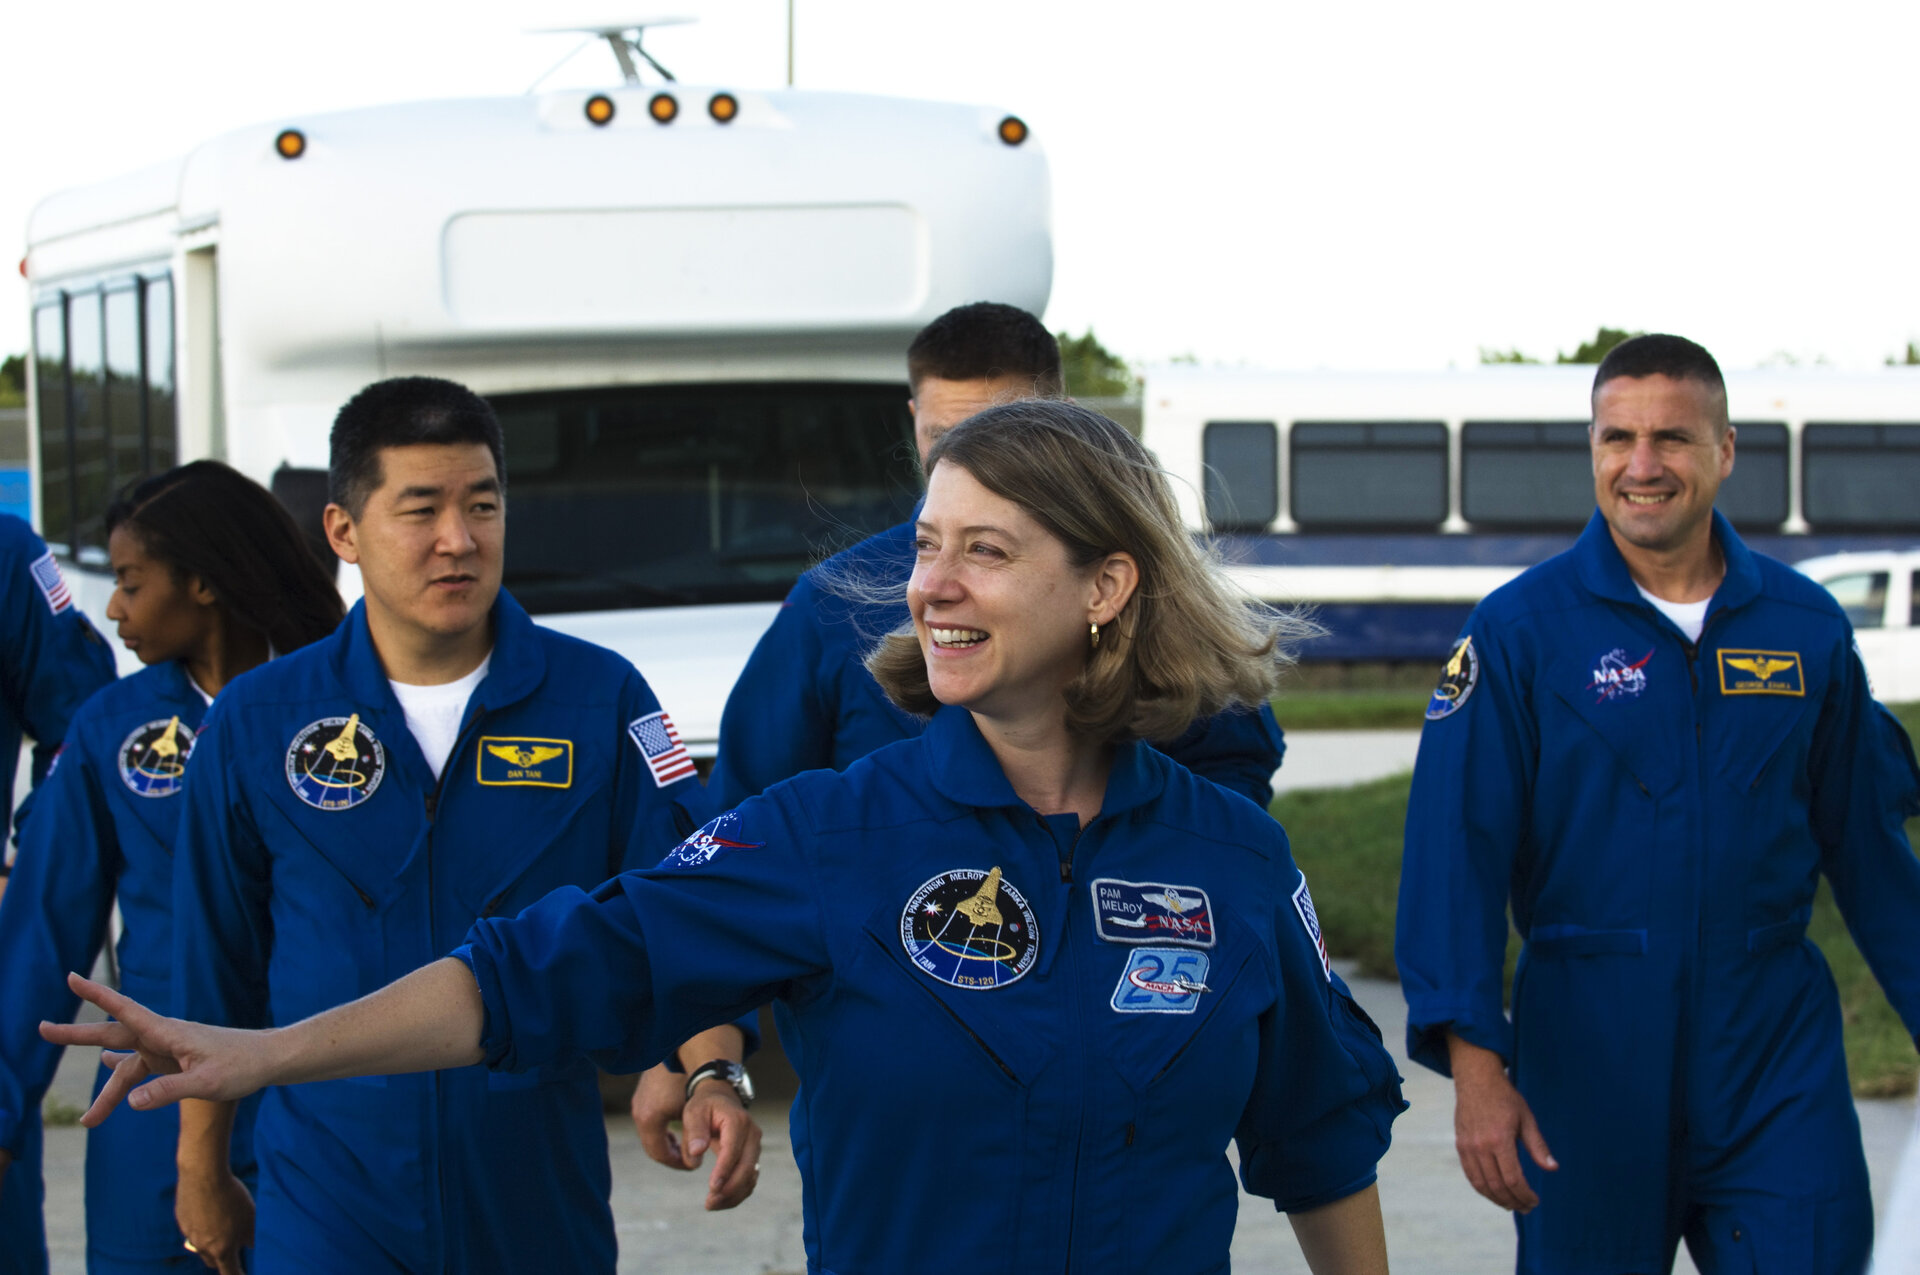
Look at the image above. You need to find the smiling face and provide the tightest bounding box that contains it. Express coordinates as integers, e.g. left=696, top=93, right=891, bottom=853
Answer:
left=1591, top=373, right=1734, bottom=557
left=324, top=442, right=503, bottom=654
left=105, top=525, right=218, bottom=666
left=908, top=462, right=1134, bottom=728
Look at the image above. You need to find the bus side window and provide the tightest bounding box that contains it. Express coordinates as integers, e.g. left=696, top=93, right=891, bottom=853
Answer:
left=1202, top=421, right=1277, bottom=532
left=1717, top=421, right=1788, bottom=529
left=1803, top=423, right=1920, bottom=531
left=32, top=302, right=69, bottom=554
left=1910, top=571, right=1919, bottom=629
left=1290, top=421, right=1446, bottom=530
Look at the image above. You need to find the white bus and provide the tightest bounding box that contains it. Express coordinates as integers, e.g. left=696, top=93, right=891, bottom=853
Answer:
left=24, top=50, right=1052, bottom=754
left=1143, top=363, right=1920, bottom=663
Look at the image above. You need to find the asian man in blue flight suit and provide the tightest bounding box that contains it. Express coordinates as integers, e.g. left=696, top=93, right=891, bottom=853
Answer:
left=167, top=378, right=759, bottom=1275
left=0, top=514, right=118, bottom=1274
left=1397, top=334, right=1920, bottom=1274
left=637, top=303, right=1290, bottom=1157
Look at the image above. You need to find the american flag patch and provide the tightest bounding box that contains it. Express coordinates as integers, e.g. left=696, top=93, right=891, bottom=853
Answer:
left=628, top=710, right=696, bottom=787
left=1292, top=871, right=1332, bottom=981
left=30, top=551, right=71, bottom=613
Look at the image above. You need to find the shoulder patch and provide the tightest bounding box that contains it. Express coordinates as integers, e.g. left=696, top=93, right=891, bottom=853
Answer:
left=29, top=551, right=71, bottom=614
left=628, top=710, right=696, bottom=787
left=1292, top=871, right=1332, bottom=981
left=1426, top=636, right=1479, bottom=720
left=118, top=716, right=195, bottom=797
left=658, top=811, right=764, bottom=869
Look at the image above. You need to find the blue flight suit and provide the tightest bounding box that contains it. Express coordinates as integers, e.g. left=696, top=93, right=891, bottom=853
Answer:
left=0, top=662, right=257, bottom=1274
left=0, top=514, right=117, bottom=1275
left=171, top=594, right=717, bottom=1275
left=706, top=518, right=1289, bottom=813
left=461, top=704, right=1405, bottom=1275
left=1397, top=512, right=1920, bottom=1274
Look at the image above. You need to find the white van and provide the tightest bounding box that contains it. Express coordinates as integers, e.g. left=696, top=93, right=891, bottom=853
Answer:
left=1795, top=550, right=1920, bottom=703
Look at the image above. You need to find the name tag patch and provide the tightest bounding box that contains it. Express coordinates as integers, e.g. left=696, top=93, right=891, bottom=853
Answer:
left=478, top=736, right=573, bottom=787
left=1110, top=948, right=1211, bottom=1014
left=1718, top=649, right=1803, bottom=696
left=118, top=716, right=194, bottom=798
left=1090, top=878, right=1215, bottom=948
left=900, top=866, right=1038, bottom=990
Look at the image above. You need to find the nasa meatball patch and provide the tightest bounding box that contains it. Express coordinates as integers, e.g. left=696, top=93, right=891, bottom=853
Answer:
left=900, top=866, right=1038, bottom=990
left=118, top=716, right=195, bottom=798
left=285, top=714, right=386, bottom=811
left=658, top=811, right=764, bottom=870
left=1426, top=636, right=1479, bottom=720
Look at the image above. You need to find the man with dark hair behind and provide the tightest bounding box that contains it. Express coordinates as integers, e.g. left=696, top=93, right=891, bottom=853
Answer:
left=1397, top=334, right=1920, bottom=1273
left=167, top=377, right=760, bottom=1275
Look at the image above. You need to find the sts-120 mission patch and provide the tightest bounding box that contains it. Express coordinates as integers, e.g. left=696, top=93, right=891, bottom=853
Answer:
left=1426, top=636, right=1480, bottom=721
left=900, top=866, right=1038, bottom=991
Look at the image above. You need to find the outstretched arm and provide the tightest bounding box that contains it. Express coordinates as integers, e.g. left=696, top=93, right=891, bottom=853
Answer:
left=42, top=960, right=483, bottom=1124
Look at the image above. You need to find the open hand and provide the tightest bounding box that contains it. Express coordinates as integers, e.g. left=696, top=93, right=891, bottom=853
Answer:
left=38, top=974, right=277, bottom=1124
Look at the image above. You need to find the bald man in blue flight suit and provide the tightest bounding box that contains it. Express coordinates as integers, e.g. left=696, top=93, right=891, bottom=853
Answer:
left=0, top=514, right=117, bottom=1274
left=169, top=378, right=756, bottom=1275
left=1397, top=335, right=1920, bottom=1274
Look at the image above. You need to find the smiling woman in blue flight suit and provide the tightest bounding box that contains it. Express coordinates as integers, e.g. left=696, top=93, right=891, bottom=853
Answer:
left=0, top=462, right=343, bottom=1275
left=49, top=402, right=1406, bottom=1275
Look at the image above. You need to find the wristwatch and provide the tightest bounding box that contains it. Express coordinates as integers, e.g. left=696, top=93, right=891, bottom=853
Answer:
left=684, top=1058, right=754, bottom=1108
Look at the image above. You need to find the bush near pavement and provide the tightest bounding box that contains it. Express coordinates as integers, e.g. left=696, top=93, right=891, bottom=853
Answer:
left=1274, top=700, right=1920, bottom=1098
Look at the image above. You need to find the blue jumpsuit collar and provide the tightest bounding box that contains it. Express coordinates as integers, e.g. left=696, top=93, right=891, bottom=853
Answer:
left=1571, top=508, right=1762, bottom=623
left=329, top=590, right=547, bottom=716
left=919, top=705, right=1167, bottom=820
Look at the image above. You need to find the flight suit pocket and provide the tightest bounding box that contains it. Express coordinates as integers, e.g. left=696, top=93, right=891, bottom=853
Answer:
left=855, top=916, right=1054, bottom=1087
left=1098, top=934, right=1262, bottom=1096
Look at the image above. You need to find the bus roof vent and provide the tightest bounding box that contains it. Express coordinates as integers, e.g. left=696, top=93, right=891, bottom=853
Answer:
left=528, top=15, right=695, bottom=88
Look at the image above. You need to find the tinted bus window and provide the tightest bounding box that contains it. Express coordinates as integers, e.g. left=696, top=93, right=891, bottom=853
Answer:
left=105, top=283, right=143, bottom=503
left=144, top=274, right=177, bottom=472
left=1717, top=421, right=1788, bottom=528
left=33, top=303, right=68, bottom=552
left=1461, top=421, right=1592, bottom=527
left=1202, top=421, right=1278, bottom=531
left=489, top=382, right=917, bottom=614
left=1290, top=421, right=1446, bottom=529
left=1802, top=424, right=1920, bottom=530
left=67, top=293, right=108, bottom=563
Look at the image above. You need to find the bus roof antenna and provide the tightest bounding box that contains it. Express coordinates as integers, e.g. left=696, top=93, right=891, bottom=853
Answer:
left=528, top=16, right=695, bottom=86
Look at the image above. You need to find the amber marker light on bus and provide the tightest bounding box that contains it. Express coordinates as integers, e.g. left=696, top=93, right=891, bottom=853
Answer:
left=997, top=116, right=1029, bottom=146
left=708, top=92, right=739, bottom=123
left=585, top=95, right=616, bottom=126
left=650, top=93, right=679, bottom=124
left=275, top=129, right=307, bottom=160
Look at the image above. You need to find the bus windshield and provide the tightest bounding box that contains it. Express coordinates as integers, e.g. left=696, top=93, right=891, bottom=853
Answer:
left=490, top=381, right=919, bottom=615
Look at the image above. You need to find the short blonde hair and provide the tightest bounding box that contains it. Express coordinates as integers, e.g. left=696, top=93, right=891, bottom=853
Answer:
left=863, top=401, right=1313, bottom=744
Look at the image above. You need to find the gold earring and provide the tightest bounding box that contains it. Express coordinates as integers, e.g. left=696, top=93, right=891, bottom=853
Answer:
left=1090, top=622, right=1100, bottom=650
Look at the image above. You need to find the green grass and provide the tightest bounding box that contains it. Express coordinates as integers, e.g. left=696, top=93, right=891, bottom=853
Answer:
left=1271, top=689, right=1430, bottom=732
left=1275, top=704, right=1920, bottom=1097
left=42, top=1095, right=82, bottom=1127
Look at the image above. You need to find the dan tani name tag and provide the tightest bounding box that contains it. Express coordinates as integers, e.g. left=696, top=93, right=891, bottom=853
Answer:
left=477, top=737, right=574, bottom=788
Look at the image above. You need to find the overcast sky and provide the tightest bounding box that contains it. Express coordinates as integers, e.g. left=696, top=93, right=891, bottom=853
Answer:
left=8, top=0, right=1920, bottom=371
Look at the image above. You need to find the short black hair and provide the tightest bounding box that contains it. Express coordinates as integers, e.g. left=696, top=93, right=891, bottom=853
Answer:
left=329, top=377, right=505, bottom=516
left=906, top=302, right=1063, bottom=396
left=1591, top=334, right=1729, bottom=431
